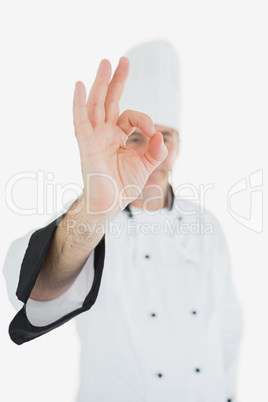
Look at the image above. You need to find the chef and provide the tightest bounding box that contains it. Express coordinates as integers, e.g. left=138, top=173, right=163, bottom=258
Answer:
left=5, top=40, right=243, bottom=402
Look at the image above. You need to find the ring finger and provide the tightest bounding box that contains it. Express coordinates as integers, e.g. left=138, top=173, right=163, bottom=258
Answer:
left=87, top=59, right=112, bottom=127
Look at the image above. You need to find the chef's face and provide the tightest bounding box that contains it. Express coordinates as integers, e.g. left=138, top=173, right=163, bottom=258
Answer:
left=126, top=124, right=179, bottom=185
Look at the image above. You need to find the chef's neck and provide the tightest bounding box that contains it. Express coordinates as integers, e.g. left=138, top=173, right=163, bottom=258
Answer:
left=129, top=180, right=169, bottom=211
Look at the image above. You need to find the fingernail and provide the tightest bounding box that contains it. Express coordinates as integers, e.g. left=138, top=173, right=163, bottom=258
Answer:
left=161, top=137, right=167, bottom=150
left=151, top=125, right=156, bottom=133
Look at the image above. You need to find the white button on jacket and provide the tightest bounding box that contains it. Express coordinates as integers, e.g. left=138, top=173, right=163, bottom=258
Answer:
left=4, top=186, right=243, bottom=402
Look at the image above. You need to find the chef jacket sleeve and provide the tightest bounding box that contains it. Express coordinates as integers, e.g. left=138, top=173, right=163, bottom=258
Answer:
left=4, top=201, right=105, bottom=346
left=25, top=243, right=96, bottom=327
left=212, top=217, right=243, bottom=401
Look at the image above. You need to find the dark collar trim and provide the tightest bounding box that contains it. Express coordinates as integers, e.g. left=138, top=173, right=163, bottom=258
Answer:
left=123, top=183, right=175, bottom=218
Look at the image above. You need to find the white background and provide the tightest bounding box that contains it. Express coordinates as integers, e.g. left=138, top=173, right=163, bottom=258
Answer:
left=1, top=0, right=267, bottom=401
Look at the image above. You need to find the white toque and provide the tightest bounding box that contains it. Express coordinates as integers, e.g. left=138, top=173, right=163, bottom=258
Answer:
left=120, top=39, right=180, bottom=134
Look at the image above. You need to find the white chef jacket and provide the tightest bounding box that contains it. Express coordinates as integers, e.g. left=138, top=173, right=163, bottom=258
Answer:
left=5, top=192, right=243, bottom=402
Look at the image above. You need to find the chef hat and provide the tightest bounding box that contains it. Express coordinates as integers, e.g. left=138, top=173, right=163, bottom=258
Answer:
left=120, top=39, right=180, bottom=134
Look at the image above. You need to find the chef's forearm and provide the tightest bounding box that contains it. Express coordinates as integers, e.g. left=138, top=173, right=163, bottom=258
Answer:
left=29, top=195, right=111, bottom=302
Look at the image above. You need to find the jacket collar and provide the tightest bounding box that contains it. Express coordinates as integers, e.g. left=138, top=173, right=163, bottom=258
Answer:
left=122, top=185, right=202, bottom=265
left=123, top=182, right=175, bottom=218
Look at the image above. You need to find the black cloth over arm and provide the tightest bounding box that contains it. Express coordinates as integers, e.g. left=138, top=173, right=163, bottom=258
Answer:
left=8, top=212, right=105, bottom=345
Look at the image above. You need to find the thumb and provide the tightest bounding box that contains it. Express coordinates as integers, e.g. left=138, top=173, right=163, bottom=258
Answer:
left=139, top=132, right=168, bottom=174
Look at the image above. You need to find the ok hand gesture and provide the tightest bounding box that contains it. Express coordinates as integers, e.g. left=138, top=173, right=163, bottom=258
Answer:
left=73, top=57, right=168, bottom=218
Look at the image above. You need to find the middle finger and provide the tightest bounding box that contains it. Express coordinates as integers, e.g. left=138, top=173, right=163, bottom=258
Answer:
left=104, top=57, right=130, bottom=124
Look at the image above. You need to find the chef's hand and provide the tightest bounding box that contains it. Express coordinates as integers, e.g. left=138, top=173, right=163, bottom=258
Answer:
left=73, top=57, right=168, bottom=219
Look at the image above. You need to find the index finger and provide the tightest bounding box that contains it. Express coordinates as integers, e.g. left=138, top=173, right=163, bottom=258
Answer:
left=117, top=109, right=157, bottom=137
